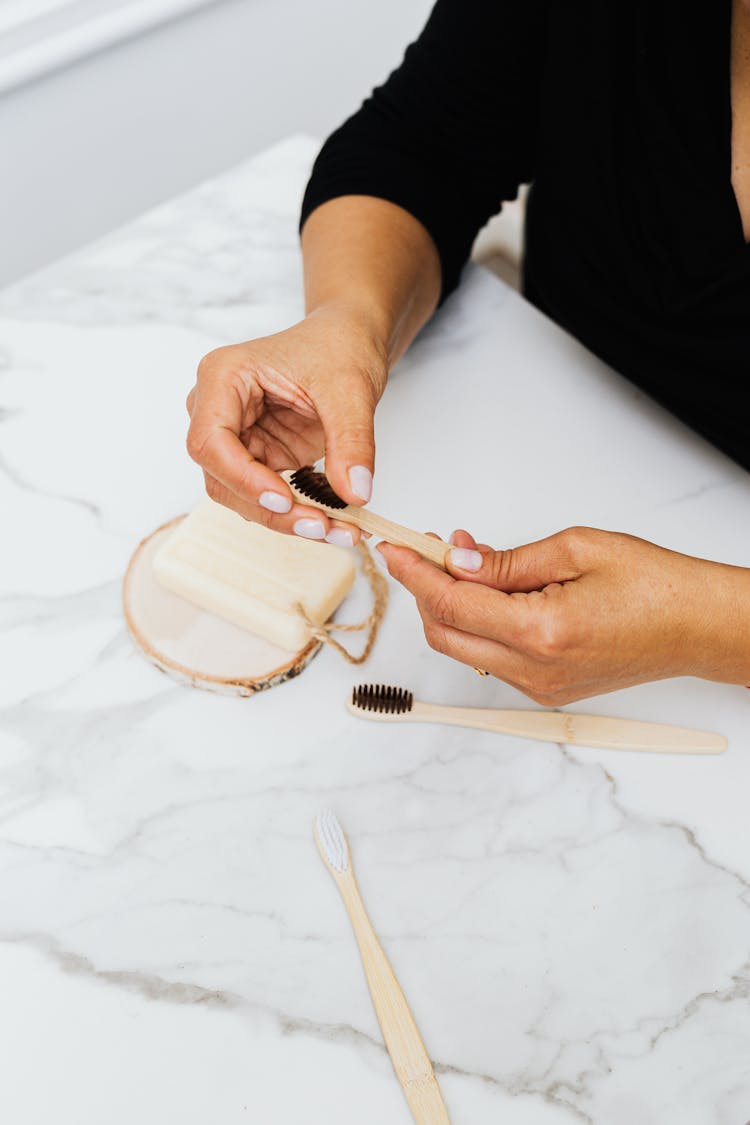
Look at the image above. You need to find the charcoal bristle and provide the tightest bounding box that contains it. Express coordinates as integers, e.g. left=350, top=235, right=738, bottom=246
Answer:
left=351, top=683, right=414, bottom=715
left=289, top=467, right=347, bottom=510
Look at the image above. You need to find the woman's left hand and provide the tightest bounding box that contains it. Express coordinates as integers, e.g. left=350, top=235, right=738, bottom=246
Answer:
left=377, top=526, right=750, bottom=704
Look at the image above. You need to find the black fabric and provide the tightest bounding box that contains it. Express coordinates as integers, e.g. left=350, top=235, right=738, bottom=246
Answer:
left=300, top=0, right=750, bottom=470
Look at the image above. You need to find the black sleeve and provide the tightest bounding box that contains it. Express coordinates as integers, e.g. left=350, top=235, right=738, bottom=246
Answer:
left=300, top=0, right=547, bottom=300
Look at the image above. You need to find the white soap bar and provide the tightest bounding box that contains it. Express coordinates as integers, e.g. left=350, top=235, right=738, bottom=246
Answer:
left=152, top=500, right=356, bottom=651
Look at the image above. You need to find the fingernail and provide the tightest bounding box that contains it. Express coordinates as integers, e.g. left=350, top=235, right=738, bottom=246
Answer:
left=449, top=548, right=482, bottom=572
left=449, top=530, right=458, bottom=545
left=294, top=518, right=326, bottom=540
left=348, top=465, right=372, bottom=502
left=259, top=490, right=292, bottom=514
left=326, top=528, right=354, bottom=548
left=374, top=545, right=390, bottom=570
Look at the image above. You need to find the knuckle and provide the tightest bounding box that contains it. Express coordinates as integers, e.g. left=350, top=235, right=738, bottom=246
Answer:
left=397, top=552, right=423, bottom=585
left=537, top=622, right=565, bottom=660
left=335, top=420, right=377, bottom=454
left=233, top=457, right=257, bottom=499
left=528, top=689, right=559, bottom=707
left=204, top=475, right=223, bottom=503
left=555, top=692, right=576, bottom=706
left=516, top=671, right=540, bottom=698
left=523, top=679, right=566, bottom=707
left=544, top=689, right=574, bottom=707
left=339, top=422, right=374, bottom=449
left=431, top=586, right=459, bottom=628
left=186, top=427, right=206, bottom=464
left=423, top=618, right=449, bottom=655
left=518, top=665, right=568, bottom=705
left=558, top=525, right=591, bottom=558
left=252, top=509, right=276, bottom=531
left=526, top=607, right=568, bottom=659
left=197, top=346, right=225, bottom=374
left=488, top=547, right=515, bottom=588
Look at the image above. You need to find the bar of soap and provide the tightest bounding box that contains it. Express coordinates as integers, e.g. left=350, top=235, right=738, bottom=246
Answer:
left=152, top=500, right=356, bottom=651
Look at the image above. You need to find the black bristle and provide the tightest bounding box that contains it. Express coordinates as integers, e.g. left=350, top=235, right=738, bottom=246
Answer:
left=289, top=466, right=347, bottom=510
left=352, top=683, right=414, bottom=715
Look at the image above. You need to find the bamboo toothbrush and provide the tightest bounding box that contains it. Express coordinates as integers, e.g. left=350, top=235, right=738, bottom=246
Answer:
left=348, top=684, right=728, bottom=754
left=284, top=467, right=449, bottom=569
left=313, top=810, right=451, bottom=1125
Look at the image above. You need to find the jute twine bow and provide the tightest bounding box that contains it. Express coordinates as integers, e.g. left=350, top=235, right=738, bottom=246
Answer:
left=296, top=539, right=389, bottom=665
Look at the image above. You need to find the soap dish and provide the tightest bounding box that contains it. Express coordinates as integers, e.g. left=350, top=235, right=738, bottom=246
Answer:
left=123, top=517, right=322, bottom=696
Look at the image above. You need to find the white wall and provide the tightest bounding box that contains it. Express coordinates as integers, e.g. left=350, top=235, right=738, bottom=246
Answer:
left=0, top=0, right=433, bottom=286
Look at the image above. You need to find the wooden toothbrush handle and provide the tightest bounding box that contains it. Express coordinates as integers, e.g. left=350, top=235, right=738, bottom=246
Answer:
left=413, top=704, right=727, bottom=754
left=282, top=471, right=448, bottom=568
left=338, top=871, right=451, bottom=1124
left=342, top=507, right=449, bottom=570
left=554, top=713, right=727, bottom=753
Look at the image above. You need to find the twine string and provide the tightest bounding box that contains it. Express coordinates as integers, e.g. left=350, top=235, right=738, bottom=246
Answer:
left=295, top=539, right=388, bottom=665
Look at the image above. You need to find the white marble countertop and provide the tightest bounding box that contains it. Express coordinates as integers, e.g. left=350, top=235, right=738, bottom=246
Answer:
left=1, top=135, right=749, bottom=1125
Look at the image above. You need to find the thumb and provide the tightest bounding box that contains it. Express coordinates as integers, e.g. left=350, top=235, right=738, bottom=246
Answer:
left=446, top=530, right=583, bottom=592
left=318, top=378, right=377, bottom=506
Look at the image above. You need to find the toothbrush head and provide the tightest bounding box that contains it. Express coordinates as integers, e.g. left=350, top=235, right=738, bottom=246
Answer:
left=314, top=809, right=350, bottom=874
left=351, top=683, right=414, bottom=715
left=288, top=467, right=348, bottom=510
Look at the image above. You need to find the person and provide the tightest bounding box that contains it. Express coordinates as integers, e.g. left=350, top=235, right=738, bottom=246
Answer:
left=185, top=0, right=750, bottom=702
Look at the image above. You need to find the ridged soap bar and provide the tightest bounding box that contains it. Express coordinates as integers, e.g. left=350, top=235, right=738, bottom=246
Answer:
left=152, top=500, right=356, bottom=651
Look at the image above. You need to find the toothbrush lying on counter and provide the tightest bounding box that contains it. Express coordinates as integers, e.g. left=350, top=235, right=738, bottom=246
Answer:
left=348, top=684, right=728, bottom=754
left=314, top=810, right=451, bottom=1124
left=284, top=467, right=450, bottom=569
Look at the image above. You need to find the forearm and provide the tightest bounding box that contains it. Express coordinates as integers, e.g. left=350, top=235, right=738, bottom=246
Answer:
left=301, top=195, right=442, bottom=369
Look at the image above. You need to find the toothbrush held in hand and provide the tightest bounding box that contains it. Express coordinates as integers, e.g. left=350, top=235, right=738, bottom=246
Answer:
left=314, top=811, right=451, bottom=1124
left=348, top=684, right=728, bottom=754
left=285, top=467, right=449, bottom=569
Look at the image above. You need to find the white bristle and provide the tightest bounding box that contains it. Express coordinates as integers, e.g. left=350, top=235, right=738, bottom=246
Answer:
left=315, top=810, right=349, bottom=873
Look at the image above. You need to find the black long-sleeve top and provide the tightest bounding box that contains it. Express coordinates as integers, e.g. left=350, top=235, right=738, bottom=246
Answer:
left=301, top=1, right=750, bottom=470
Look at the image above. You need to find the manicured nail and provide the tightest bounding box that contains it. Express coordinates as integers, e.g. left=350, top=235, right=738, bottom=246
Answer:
left=348, top=465, right=372, bottom=502
left=449, top=548, right=482, bottom=572
left=326, top=528, right=354, bottom=548
left=294, top=518, right=326, bottom=540
left=449, top=530, right=458, bottom=545
left=259, top=490, right=292, bottom=514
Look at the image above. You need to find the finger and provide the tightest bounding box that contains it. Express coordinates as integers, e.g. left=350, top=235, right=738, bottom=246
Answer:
left=450, top=531, right=474, bottom=548
left=187, top=372, right=296, bottom=510
left=449, top=529, right=494, bottom=552
left=378, top=542, right=530, bottom=645
left=325, top=519, right=361, bottom=548
left=316, top=379, right=377, bottom=508
left=415, top=604, right=536, bottom=686
left=446, top=531, right=583, bottom=592
left=449, top=528, right=477, bottom=549
left=419, top=603, right=601, bottom=704
left=203, top=473, right=335, bottom=541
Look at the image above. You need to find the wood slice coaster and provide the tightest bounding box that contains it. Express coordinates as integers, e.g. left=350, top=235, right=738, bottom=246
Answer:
left=123, top=516, right=322, bottom=696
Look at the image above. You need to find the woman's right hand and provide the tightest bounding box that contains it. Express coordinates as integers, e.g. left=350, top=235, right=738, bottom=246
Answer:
left=185, top=307, right=388, bottom=546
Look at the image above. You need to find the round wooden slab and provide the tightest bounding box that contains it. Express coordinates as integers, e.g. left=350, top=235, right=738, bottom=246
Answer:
left=123, top=517, right=322, bottom=696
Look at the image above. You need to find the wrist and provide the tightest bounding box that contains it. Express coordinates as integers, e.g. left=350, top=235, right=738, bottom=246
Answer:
left=683, top=558, right=750, bottom=683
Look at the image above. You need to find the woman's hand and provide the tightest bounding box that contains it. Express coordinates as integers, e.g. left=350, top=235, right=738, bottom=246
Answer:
left=378, top=527, right=750, bottom=703
left=186, top=307, right=388, bottom=545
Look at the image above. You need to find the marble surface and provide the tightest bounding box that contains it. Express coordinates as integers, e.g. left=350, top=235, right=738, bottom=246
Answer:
left=1, top=134, right=750, bottom=1125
